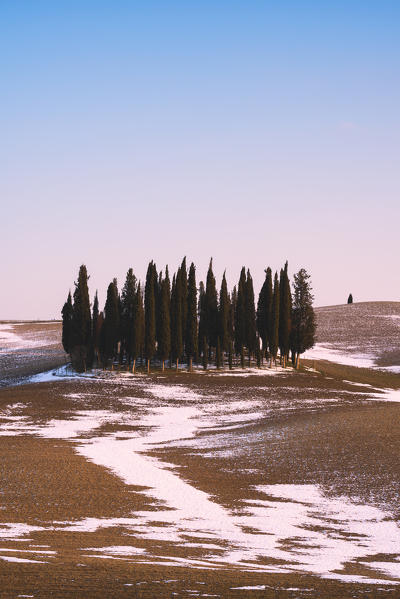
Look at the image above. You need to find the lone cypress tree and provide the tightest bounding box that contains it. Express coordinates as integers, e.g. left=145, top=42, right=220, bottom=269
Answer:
left=291, top=269, right=316, bottom=369
left=235, top=268, right=246, bottom=357
left=144, top=261, right=157, bottom=372
left=347, top=294, right=353, bottom=304
left=158, top=267, right=171, bottom=371
left=269, top=272, right=280, bottom=366
left=279, top=262, right=292, bottom=367
left=218, top=272, right=230, bottom=363
left=245, top=269, right=257, bottom=365
left=61, top=291, right=73, bottom=355
left=101, top=281, right=119, bottom=369
left=257, top=267, right=272, bottom=358
left=185, top=263, right=198, bottom=371
left=71, top=265, right=92, bottom=372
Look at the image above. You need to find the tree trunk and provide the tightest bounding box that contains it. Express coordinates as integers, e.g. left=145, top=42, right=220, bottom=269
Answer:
left=132, top=359, right=136, bottom=374
left=176, top=358, right=179, bottom=371
left=162, top=360, right=165, bottom=372
left=189, top=357, right=192, bottom=372
left=147, top=359, right=150, bottom=373
left=295, top=354, right=300, bottom=369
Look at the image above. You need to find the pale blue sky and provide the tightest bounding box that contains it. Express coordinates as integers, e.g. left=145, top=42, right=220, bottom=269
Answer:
left=1, top=1, right=399, bottom=318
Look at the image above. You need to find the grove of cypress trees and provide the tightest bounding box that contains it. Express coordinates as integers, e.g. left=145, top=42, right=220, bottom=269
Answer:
left=185, top=262, right=198, bottom=371
left=71, top=265, right=92, bottom=372
left=158, top=268, right=171, bottom=371
left=269, top=272, right=280, bottom=366
left=279, top=261, right=292, bottom=367
left=245, top=269, right=257, bottom=365
left=291, top=269, right=316, bottom=369
left=61, top=291, right=73, bottom=355
left=144, top=261, right=157, bottom=372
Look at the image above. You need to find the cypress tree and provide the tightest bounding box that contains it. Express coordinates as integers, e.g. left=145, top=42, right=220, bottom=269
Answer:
left=101, top=281, right=119, bottom=369
left=257, top=267, right=272, bottom=358
left=180, top=257, right=188, bottom=350
left=218, top=272, right=230, bottom=363
left=205, top=259, right=218, bottom=352
left=144, top=261, right=157, bottom=372
left=91, top=291, right=99, bottom=366
left=291, top=269, right=316, bottom=369
left=279, top=261, right=292, bottom=367
left=185, top=263, right=198, bottom=371
left=121, top=269, right=137, bottom=367
left=198, top=281, right=206, bottom=357
left=347, top=293, right=353, bottom=304
left=158, top=267, right=171, bottom=371
left=171, top=270, right=183, bottom=369
left=229, top=286, right=237, bottom=349
left=61, top=291, right=73, bottom=355
left=269, top=272, right=280, bottom=366
left=202, top=336, right=208, bottom=370
left=228, top=339, right=233, bottom=370
left=235, top=268, right=246, bottom=356
left=245, top=269, right=257, bottom=365
left=131, top=283, right=144, bottom=373
left=216, top=337, right=222, bottom=369
left=71, top=265, right=92, bottom=372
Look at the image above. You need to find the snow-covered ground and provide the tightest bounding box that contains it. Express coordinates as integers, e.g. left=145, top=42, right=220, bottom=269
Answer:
left=1, top=375, right=400, bottom=584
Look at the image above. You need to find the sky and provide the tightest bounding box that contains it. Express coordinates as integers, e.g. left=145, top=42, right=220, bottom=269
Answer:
left=1, top=1, right=399, bottom=319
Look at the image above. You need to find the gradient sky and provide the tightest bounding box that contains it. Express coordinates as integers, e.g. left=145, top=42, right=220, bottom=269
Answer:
left=1, top=1, right=399, bottom=319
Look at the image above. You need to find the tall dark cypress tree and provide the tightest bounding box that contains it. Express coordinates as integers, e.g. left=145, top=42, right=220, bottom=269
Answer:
left=144, top=261, right=156, bottom=372
left=198, top=280, right=206, bottom=358
left=257, top=267, right=273, bottom=358
left=131, top=283, right=144, bottom=372
left=269, top=272, right=280, bottom=366
left=234, top=268, right=246, bottom=359
left=291, top=269, right=316, bottom=368
left=158, top=267, right=171, bottom=371
left=121, top=268, right=137, bottom=367
left=205, top=259, right=218, bottom=352
left=171, top=271, right=183, bottom=369
left=101, top=281, right=119, bottom=368
left=71, top=265, right=92, bottom=372
left=279, top=261, right=292, bottom=367
left=180, top=257, right=188, bottom=350
left=218, top=272, right=230, bottom=362
left=91, top=290, right=99, bottom=366
left=245, top=269, right=257, bottom=365
left=61, top=291, right=73, bottom=355
left=185, top=262, right=198, bottom=371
